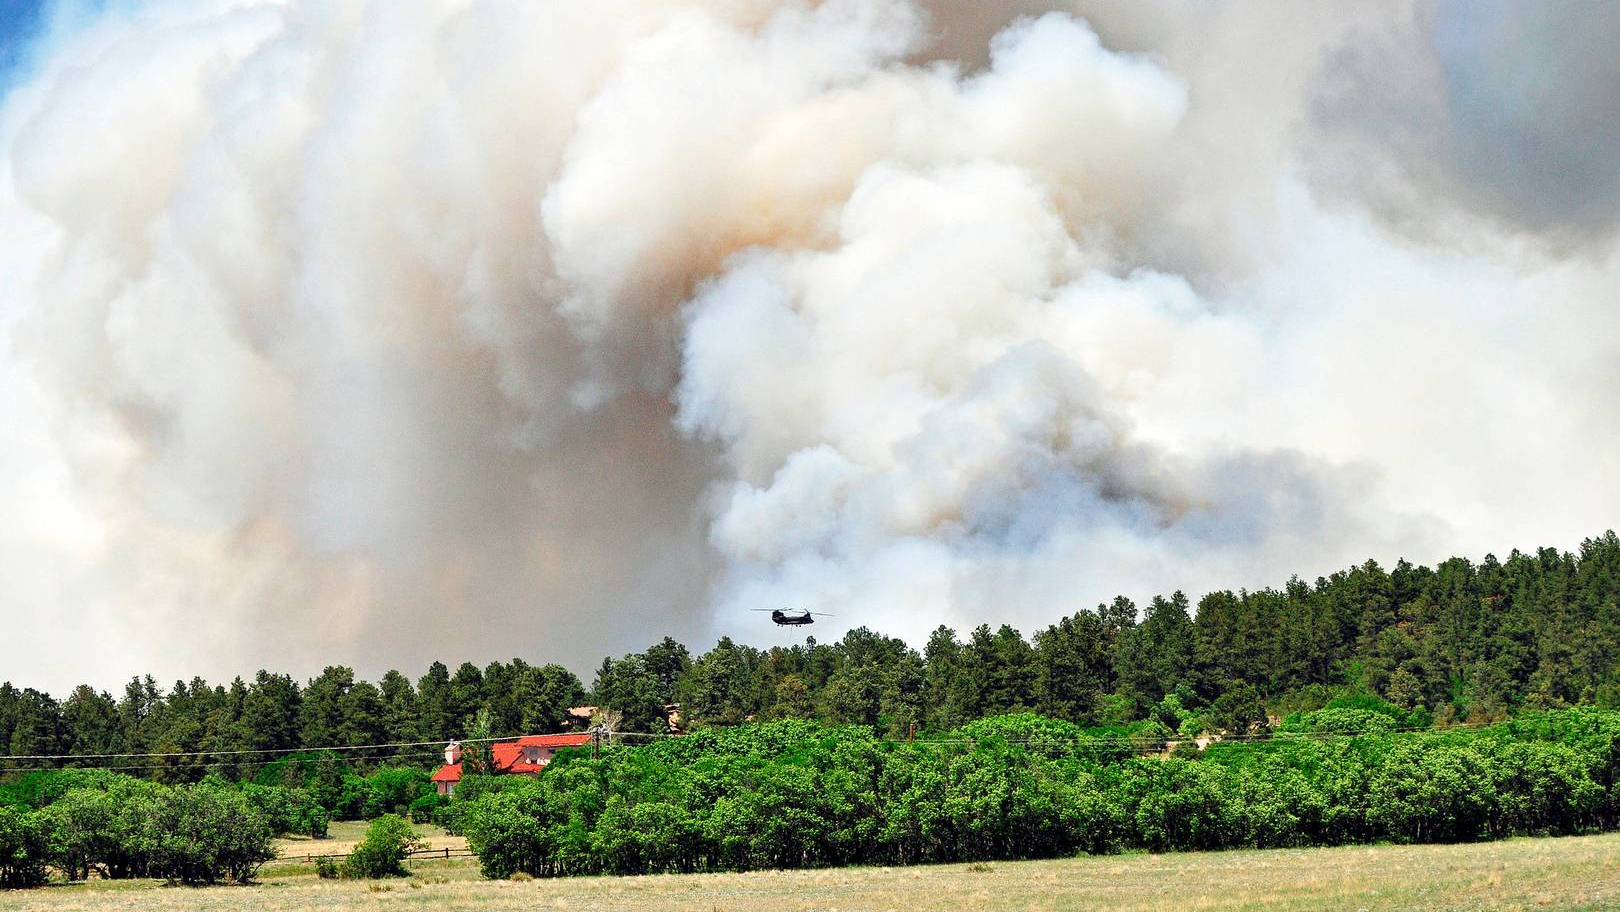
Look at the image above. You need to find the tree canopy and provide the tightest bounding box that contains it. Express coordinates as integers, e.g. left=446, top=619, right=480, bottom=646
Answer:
left=2, top=531, right=1618, bottom=767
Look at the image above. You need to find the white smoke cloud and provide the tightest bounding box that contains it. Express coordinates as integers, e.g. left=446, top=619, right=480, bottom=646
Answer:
left=1, top=0, right=1616, bottom=694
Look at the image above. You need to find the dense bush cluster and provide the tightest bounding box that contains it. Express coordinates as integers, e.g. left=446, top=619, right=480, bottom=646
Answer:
left=461, top=710, right=1620, bottom=878
left=243, top=782, right=330, bottom=838
left=0, top=757, right=432, bottom=829
left=0, top=775, right=276, bottom=885
left=0, top=806, right=50, bottom=888
left=0, top=757, right=450, bottom=887
left=247, top=756, right=434, bottom=822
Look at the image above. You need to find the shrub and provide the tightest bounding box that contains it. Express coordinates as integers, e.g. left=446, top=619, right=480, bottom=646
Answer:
left=408, top=792, right=446, bottom=824
left=1092, top=693, right=1136, bottom=726
left=314, top=855, right=339, bottom=878
left=1290, top=708, right=1398, bottom=736
left=342, top=814, right=424, bottom=879
left=593, top=799, right=704, bottom=874
left=433, top=799, right=467, bottom=835
left=0, top=768, right=128, bottom=811
left=1323, top=693, right=1422, bottom=727
left=143, top=782, right=277, bottom=884
left=39, top=778, right=165, bottom=880
left=1368, top=743, right=1495, bottom=843
left=1129, top=719, right=1175, bottom=753
left=1177, top=715, right=1209, bottom=738
left=1152, top=694, right=1193, bottom=731
left=950, top=713, right=1134, bottom=764
left=302, top=802, right=332, bottom=838
left=364, top=767, right=431, bottom=819
left=438, top=773, right=529, bottom=835
left=244, top=783, right=329, bottom=838
left=1481, top=740, right=1602, bottom=836
left=0, top=806, right=52, bottom=888
left=1129, top=760, right=1235, bottom=852
left=461, top=779, right=556, bottom=879
left=1169, top=739, right=1204, bottom=759
left=335, top=773, right=373, bottom=821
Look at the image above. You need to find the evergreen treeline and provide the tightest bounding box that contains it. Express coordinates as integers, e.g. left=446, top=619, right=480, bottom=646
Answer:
left=462, top=708, right=1620, bottom=878
left=0, top=660, right=589, bottom=776
left=3, top=532, right=1618, bottom=769
left=604, top=530, right=1620, bottom=736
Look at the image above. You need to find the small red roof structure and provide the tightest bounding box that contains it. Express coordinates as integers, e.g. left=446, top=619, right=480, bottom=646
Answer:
left=431, top=733, right=595, bottom=795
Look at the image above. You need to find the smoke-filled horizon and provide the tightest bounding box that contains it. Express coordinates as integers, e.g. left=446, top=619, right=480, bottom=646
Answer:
left=2, top=0, right=1618, bottom=696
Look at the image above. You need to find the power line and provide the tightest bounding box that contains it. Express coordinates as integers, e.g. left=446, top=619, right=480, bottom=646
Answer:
left=0, top=733, right=520, bottom=763
left=0, top=717, right=1519, bottom=771
left=0, top=749, right=449, bottom=774
left=617, top=718, right=1508, bottom=747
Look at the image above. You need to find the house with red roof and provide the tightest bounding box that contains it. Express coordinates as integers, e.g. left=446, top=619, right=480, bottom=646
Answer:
left=431, top=733, right=595, bottom=796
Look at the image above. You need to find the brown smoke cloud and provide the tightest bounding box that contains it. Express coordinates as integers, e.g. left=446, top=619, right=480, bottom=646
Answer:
left=1, top=0, right=1617, bottom=693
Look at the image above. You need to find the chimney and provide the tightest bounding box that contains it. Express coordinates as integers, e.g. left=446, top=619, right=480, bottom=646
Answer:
left=445, top=740, right=462, bottom=765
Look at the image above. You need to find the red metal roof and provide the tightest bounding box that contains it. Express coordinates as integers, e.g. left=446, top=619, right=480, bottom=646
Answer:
left=431, top=734, right=595, bottom=784
left=514, top=733, right=595, bottom=749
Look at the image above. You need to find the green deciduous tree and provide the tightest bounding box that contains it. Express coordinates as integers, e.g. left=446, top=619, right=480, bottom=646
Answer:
left=0, top=806, right=50, bottom=888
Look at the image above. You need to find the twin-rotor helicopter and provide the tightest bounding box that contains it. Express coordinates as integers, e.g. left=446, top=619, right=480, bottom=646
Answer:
left=752, top=608, right=835, bottom=627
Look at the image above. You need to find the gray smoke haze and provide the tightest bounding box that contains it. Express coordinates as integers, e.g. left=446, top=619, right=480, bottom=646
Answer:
left=2, top=0, right=1617, bottom=694
left=1308, top=0, right=1620, bottom=250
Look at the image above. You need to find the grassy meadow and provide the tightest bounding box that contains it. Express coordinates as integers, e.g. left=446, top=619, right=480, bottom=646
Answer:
left=271, top=819, right=467, bottom=860
left=5, top=831, right=1619, bottom=912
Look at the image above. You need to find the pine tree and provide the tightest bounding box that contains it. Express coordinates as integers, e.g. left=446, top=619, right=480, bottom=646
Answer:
left=1033, top=611, right=1109, bottom=723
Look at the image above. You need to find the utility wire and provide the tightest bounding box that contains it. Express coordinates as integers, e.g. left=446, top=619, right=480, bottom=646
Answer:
left=615, top=718, right=1508, bottom=746
left=0, top=749, right=449, bottom=774
left=0, top=733, right=536, bottom=763
left=0, top=717, right=1519, bottom=769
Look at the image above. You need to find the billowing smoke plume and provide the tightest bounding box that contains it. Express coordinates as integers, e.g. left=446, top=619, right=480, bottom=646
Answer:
left=2, top=0, right=1617, bottom=692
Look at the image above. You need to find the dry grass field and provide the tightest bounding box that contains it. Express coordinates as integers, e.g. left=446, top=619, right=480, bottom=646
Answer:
left=6, top=832, right=1620, bottom=912
left=273, top=820, right=468, bottom=860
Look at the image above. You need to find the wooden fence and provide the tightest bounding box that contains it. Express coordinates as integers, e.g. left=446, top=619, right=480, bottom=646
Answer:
left=293, top=846, right=479, bottom=863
